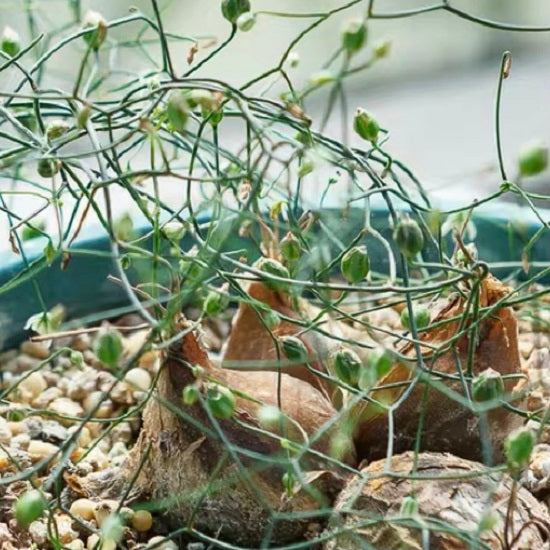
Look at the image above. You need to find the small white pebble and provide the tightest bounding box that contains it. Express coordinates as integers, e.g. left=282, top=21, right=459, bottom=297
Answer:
left=20, top=341, right=51, bottom=360
left=18, top=372, right=47, bottom=399
left=131, top=509, right=153, bottom=532
left=86, top=534, right=100, bottom=550
left=7, top=421, right=28, bottom=435
left=0, top=417, right=12, bottom=444
left=147, top=536, right=178, bottom=549
left=28, top=440, right=58, bottom=462
left=108, top=441, right=127, bottom=458
left=93, top=500, right=118, bottom=527
left=49, top=398, right=84, bottom=425
left=124, top=368, right=152, bottom=391
left=83, top=447, right=109, bottom=471
left=65, top=540, right=85, bottom=550
left=11, top=433, right=30, bottom=450
left=70, top=498, right=95, bottom=521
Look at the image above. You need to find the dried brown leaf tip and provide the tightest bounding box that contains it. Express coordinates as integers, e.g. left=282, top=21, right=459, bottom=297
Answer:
left=222, top=281, right=370, bottom=399
left=353, top=274, right=525, bottom=463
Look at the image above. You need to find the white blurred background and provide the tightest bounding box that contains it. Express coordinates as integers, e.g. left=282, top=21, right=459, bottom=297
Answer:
left=1, top=0, right=550, bottom=248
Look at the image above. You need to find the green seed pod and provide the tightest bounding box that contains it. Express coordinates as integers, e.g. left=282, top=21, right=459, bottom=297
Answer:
left=1, top=26, right=20, bottom=57
left=94, top=328, right=123, bottom=369
left=331, top=347, right=362, bottom=387
left=237, top=12, right=256, bottom=32
left=340, top=245, right=369, bottom=283
left=472, top=368, right=504, bottom=402
left=280, top=335, right=308, bottom=363
left=120, top=254, right=131, bottom=270
left=7, top=408, right=25, bottom=422
left=255, top=257, right=290, bottom=291
left=14, top=490, right=46, bottom=528
left=187, top=89, right=215, bottom=110
left=69, top=350, right=84, bottom=368
left=221, top=0, right=251, bottom=24
left=182, top=384, right=200, bottom=406
left=83, top=10, right=107, bottom=50
left=162, top=221, right=186, bottom=242
left=203, top=289, right=229, bottom=316
left=166, top=91, right=189, bottom=132
left=400, top=305, right=430, bottom=331
left=393, top=217, right=424, bottom=257
left=308, top=70, right=335, bottom=86
left=373, top=39, right=391, bottom=58
left=45, top=119, right=71, bottom=141
left=280, top=232, right=301, bottom=262
left=257, top=404, right=281, bottom=429
left=341, top=20, right=366, bottom=54
left=505, top=427, right=535, bottom=469
left=518, top=140, right=548, bottom=177
left=76, top=104, right=90, bottom=128
left=37, top=158, right=60, bottom=178
left=206, top=384, right=235, bottom=419
left=206, top=107, right=224, bottom=127
left=353, top=108, right=379, bottom=142
left=297, top=157, right=314, bottom=177
left=113, top=212, right=133, bottom=241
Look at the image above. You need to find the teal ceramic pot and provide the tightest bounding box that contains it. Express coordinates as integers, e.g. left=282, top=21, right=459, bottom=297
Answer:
left=0, top=202, right=548, bottom=350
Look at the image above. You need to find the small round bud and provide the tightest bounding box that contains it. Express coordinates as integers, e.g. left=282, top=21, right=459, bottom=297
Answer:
left=308, top=70, right=335, bottom=86
left=340, top=245, right=369, bottom=283
left=93, top=328, right=123, bottom=369
left=257, top=404, right=281, bottom=429
left=166, top=90, right=189, bottom=132
left=331, top=347, right=362, bottom=387
left=287, top=51, right=300, bottom=68
left=221, top=0, right=251, bottom=24
left=206, top=384, right=235, bottom=419
left=297, top=157, right=314, bottom=177
left=400, top=305, right=430, bottom=331
left=255, top=257, right=290, bottom=291
left=182, top=384, right=200, bottom=406
left=45, top=119, right=71, bottom=141
left=472, top=368, right=504, bottom=402
left=76, top=104, right=90, bottom=128
left=280, top=232, right=301, bottom=262
left=113, top=212, right=133, bottom=241
left=341, top=20, right=366, bottom=54
left=518, top=140, right=548, bottom=177
left=280, top=335, right=308, bottom=363
left=83, top=10, right=107, bottom=50
left=373, top=40, right=391, bottom=58
left=162, top=221, right=186, bottom=242
left=14, top=490, right=47, bottom=528
left=353, top=108, right=379, bottom=142
left=187, top=89, right=215, bottom=110
left=1, top=26, right=21, bottom=57
left=505, top=427, right=535, bottom=469
left=37, top=158, right=60, bottom=178
left=70, top=350, right=84, bottom=368
left=203, top=289, right=229, bottom=316
left=282, top=471, right=295, bottom=495
left=237, top=12, right=256, bottom=32
left=393, top=217, right=424, bottom=257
